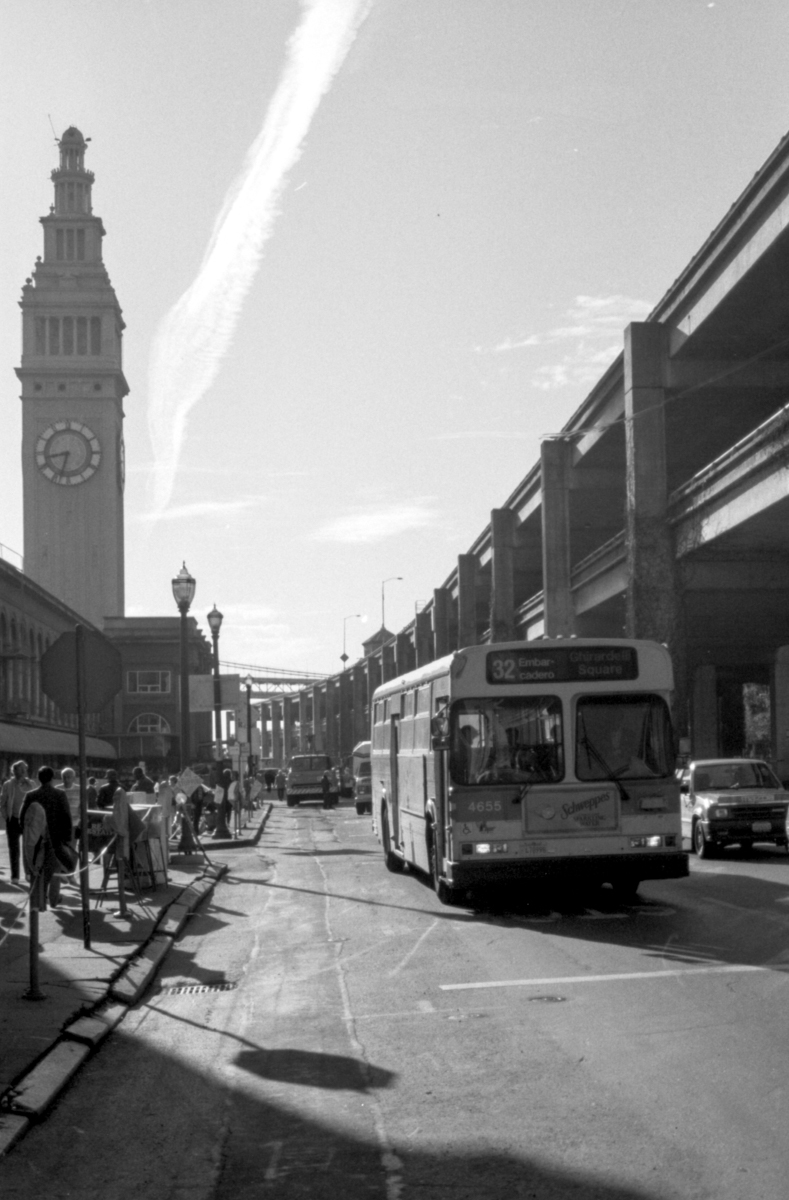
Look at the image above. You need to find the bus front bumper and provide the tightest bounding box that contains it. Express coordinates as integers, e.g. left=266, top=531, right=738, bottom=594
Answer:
left=445, top=851, right=689, bottom=889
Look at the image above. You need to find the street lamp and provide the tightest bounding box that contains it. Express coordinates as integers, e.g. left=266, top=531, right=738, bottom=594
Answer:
left=381, top=576, right=402, bottom=633
left=172, top=562, right=196, bottom=771
left=244, top=673, right=255, bottom=781
left=341, top=613, right=362, bottom=669
left=206, top=604, right=223, bottom=759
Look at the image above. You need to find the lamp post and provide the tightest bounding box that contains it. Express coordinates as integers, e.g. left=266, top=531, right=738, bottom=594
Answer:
left=206, top=604, right=223, bottom=760
left=244, top=673, right=255, bottom=780
left=341, top=613, right=362, bottom=669
left=172, top=562, right=196, bottom=771
left=381, top=576, right=402, bottom=633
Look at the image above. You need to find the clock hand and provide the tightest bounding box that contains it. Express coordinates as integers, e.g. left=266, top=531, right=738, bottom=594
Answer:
left=51, top=451, right=70, bottom=471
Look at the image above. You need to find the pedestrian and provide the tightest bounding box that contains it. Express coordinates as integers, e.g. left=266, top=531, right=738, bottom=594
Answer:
left=275, top=767, right=287, bottom=801
left=130, top=764, right=155, bottom=794
left=86, top=776, right=98, bottom=807
left=60, top=766, right=82, bottom=834
left=264, top=767, right=275, bottom=793
left=97, top=769, right=123, bottom=809
left=321, top=769, right=333, bottom=809
left=20, top=765, right=74, bottom=907
left=0, top=760, right=35, bottom=882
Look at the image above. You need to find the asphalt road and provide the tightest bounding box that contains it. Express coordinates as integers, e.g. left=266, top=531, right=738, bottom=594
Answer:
left=3, top=803, right=789, bottom=1200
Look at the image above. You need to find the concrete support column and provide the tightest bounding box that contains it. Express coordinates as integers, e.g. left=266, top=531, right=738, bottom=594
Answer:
left=338, top=671, right=352, bottom=763
left=692, top=665, right=718, bottom=758
left=432, top=588, right=451, bottom=659
left=415, top=609, right=433, bottom=666
left=772, top=648, right=789, bottom=783
left=490, top=507, right=516, bottom=642
left=457, top=553, right=478, bottom=648
left=282, top=696, right=294, bottom=763
left=624, top=322, right=686, bottom=729
left=353, top=662, right=367, bottom=744
left=367, top=654, right=382, bottom=714
left=298, top=690, right=309, bottom=751
left=311, top=685, right=324, bottom=751
left=259, top=703, right=271, bottom=759
left=395, top=630, right=414, bottom=677
left=541, top=438, right=574, bottom=637
left=271, top=701, right=282, bottom=766
left=325, top=680, right=338, bottom=757
left=381, top=641, right=396, bottom=683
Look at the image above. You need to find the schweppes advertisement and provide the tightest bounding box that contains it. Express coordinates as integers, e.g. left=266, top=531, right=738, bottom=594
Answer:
left=526, top=787, right=618, bottom=833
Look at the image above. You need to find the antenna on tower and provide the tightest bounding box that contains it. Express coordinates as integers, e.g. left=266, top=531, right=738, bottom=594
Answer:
left=47, top=114, right=58, bottom=141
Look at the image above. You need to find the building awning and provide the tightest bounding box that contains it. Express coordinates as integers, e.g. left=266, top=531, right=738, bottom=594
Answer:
left=0, top=723, right=117, bottom=760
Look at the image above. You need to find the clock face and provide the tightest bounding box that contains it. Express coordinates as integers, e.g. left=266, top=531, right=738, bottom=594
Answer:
left=36, top=421, right=101, bottom=485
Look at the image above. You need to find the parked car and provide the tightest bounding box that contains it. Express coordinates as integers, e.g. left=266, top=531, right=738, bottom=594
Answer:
left=351, top=740, right=372, bottom=815
left=679, top=758, right=789, bottom=857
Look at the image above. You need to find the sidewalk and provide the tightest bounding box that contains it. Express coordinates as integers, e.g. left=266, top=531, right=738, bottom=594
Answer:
left=0, top=803, right=271, bottom=1155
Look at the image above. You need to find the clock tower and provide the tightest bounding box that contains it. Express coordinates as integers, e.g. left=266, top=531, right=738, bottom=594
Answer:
left=17, top=127, right=127, bottom=628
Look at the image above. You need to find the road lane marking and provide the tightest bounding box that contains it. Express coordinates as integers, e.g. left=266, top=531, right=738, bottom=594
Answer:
left=439, top=964, right=768, bottom=991
left=389, top=919, right=439, bottom=976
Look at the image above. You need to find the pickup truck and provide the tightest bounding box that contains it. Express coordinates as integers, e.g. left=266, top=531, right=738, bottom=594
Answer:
left=286, top=754, right=340, bottom=808
left=679, top=757, right=789, bottom=856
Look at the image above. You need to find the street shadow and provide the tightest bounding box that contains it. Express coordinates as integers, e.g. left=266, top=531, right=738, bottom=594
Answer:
left=0, top=1015, right=676, bottom=1200
left=234, top=1047, right=396, bottom=1091
left=281, top=848, right=378, bottom=857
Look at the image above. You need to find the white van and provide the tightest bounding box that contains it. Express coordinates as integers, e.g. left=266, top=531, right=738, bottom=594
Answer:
left=352, top=740, right=372, bottom=815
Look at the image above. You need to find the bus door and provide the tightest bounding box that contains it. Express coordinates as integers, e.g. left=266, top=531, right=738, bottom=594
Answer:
left=389, top=715, right=401, bottom=844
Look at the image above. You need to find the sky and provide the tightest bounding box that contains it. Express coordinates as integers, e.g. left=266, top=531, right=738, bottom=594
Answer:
left=3, top=0, right=789, bottom=675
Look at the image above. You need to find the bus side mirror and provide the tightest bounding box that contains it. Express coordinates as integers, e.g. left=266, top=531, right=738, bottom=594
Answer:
left=430, top=715, right=449, bottom=751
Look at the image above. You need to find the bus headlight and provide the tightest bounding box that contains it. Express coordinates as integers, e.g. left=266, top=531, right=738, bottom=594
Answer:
left=475, top=842, right=508, bottom=855
left=630, top=836, right=663, bottom=848
left=710, top=806, right=729, bottom=818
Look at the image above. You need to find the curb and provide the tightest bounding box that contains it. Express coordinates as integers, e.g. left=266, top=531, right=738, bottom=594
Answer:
left=0, top=860, right=230, bottom=1150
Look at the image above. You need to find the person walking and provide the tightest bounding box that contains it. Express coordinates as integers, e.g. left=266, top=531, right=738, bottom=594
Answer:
left=130, top=765, right=155, bottom=795
left=20, top=765, right=74, bottom=907
left=60, top=766, right=82, bottom=836
left=97, top=769, right=123, bottom=809
left=1, top=760, right=35, bottom=882
left=275, top=767, right=287, bottom=801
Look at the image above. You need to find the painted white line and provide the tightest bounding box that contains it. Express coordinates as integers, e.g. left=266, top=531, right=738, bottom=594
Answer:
left=439, top=964, right=767, bottom=992
left=389, top=919, right=439, bottom=977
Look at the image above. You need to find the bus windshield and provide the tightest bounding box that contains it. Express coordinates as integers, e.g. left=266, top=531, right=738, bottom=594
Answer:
left=450, top=696, right=563, bottom=785
left=575, top=694, right=674, bottom=781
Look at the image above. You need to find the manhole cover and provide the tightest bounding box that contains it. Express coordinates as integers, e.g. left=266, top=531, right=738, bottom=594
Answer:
left=527, top=995, right=566, bottom=1003
left=161, top=982, right=238, bottom=996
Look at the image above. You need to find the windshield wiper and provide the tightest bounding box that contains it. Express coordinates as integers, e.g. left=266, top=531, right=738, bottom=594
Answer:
left=578, top=721, right=630, bottom=802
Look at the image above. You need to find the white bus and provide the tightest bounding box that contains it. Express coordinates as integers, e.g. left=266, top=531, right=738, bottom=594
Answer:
left=371, top=638, right=688, bottom=904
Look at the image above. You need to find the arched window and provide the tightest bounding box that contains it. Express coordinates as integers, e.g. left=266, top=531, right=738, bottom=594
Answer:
left=128, top=713, right=170, bottom=735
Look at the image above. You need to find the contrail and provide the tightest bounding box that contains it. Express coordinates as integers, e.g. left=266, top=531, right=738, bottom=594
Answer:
left=147, top=0, right=372, bottom=516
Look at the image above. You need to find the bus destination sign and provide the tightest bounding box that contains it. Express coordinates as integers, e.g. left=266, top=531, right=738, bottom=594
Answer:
left=486, top=645, right=639, bottom=685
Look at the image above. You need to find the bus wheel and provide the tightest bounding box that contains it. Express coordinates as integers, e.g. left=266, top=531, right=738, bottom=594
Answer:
left=429, top=821, right=459, bottom=905
left=611, top=874, right=640, bottom=902
left=381, top=808, right=405, bottom=873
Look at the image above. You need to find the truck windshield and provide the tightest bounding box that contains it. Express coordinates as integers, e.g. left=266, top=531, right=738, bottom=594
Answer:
left=575, top=694, right=673, bottom=781
left=449, top=697, right=563, bottom=785
left=289, top=756, right=330, bottom=771
left=695, top=761, right=781, bottom=790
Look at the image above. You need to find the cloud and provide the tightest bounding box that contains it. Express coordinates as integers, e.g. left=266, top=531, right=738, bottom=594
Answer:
left=430, top=430, right=532, bottom=441
left=314, top=501, right=439, bottom=543
left=478, top=294, right=653, bottom=391
left=133, top=496, right=266, bottom=523
left=146, top=0, right=372, bottom=518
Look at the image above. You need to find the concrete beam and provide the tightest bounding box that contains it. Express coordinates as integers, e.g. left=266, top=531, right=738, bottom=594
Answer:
left=457, top=554, right=478, bottom=648
left=541, top=438, right=574, bottom=636
left=489, top=507, right=516, bottom=642
left=432, top=587, right=451, bottom=659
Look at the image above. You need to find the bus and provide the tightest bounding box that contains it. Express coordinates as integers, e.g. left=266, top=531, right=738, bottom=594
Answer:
left=371, top=638, right=688, bottom=904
